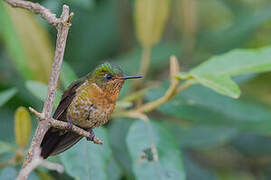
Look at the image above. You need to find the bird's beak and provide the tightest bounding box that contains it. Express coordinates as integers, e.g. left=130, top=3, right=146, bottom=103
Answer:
left=121, top=76, right=143, bottom=80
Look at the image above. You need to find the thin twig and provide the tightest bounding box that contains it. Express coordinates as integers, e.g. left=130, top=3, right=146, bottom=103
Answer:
left=4, top=0, right=60, bottom=26
left=113, top=56, right=192, bottom=119
left=136, top=56, right=180, bottom=113
left=29, top=107, right=91, bottom=138
left=41, top=160, right=64, bottom=173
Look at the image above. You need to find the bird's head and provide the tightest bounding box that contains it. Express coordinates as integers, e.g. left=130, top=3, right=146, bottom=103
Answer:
left=88, top=62, right=142, bottom=94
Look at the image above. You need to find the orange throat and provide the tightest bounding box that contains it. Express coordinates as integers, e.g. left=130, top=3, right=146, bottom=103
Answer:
left=88, top=82, right=123, bottom=106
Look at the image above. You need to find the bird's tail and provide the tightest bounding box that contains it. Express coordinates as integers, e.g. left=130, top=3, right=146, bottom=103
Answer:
left=40, top=127, right=84, bottom=159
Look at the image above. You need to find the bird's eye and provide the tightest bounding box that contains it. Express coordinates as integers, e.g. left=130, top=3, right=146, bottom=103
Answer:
left=105, top=74, right=113, bottom=80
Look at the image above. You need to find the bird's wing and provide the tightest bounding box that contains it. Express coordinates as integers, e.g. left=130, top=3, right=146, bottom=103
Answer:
left=53, top=77, right=85, bottom=120
left=40, top=77, right=86, bottom=159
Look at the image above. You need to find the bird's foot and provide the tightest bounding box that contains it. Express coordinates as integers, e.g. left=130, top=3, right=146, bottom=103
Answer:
left=67, top=121, right=73, bottom=130
left=66, top=117, right=74, bottom=130
left=86, top=129, right=103, bottom=145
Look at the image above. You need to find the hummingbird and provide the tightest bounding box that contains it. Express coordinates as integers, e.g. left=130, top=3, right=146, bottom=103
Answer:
left=40, top=62, right=142, bottom=159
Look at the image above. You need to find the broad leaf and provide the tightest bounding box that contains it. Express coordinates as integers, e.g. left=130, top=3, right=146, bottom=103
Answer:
left=126, top=119, right=185, bottom=180
left=191, top=74, right=240, bottom=98
left=60, top=128, right=112, bottom=180
left=145, top=83, right=271, bottom=135
left=0, top=88, right=17, bottom=107
left=0, top=2, right=32, bottom=80
left=167, top=123, right=238, bottom=149
left=232, top=133, right=271, bottom=156
left=106, top=157, right=123, bottom=180
left=191, top=47, right=271, bottom=76
left=108, top=118, right=135, bottom=179
left=183, top=153, right=218, bottom=180
left=0, top=2, right=53, bottom=83
left=178, top=47, right=271, bottom=98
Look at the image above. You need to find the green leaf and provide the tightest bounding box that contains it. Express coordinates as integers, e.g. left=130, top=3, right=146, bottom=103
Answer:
left=145, top=83, right=271, bottom=135
left=106, top=157, right=123, bottom=180
left=0, top=1, right=32, bottom=80
left=232, top=133, right=271, bottom=157
left=126, top=119, right=185, bottom=180
left=167, top=123, right=238, bottom=149
left=183, top=153, right=217, bottom=180
left=0, top=88, right=17, bottom=107
left=0, top=2, right=54, bottom=83
left=178, top=47, right=271, bottom=98
left=25, top=81, right=62, bottom=108
left=191, top=75, right=240, bottom=98
left=60, top=61, right=78, bottom=89
left=191, top=47, right=271, bottom=76
left=60, top=128, right=112, bottom=180
left=0, top=141, right=13, bottom=154
left=108, top=118, right=135, bottom=178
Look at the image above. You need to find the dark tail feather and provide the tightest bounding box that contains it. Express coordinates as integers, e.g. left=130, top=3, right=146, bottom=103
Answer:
left=40, top=128, right=83, bottom=159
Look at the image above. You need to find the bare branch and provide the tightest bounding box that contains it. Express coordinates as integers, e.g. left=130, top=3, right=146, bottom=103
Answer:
left=43, top=4, right=71, bottom=118
left=17, top=148, right=64, bottom=179
left=29, top=107, right=92, bottom=138
left=18, top=149, right=43, bottom=179
left=4, top=0, right=60, bottom=26
left=41, top=160, right=64, bottom=173
left=2, top=0, right=75, bottom=179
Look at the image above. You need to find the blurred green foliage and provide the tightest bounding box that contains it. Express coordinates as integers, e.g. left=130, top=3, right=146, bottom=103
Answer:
left=1, top=0, right=271, bottom=179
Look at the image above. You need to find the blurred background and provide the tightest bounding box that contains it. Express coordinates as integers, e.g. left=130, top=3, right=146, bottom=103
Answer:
left=1, top=0, right=271, bottom=179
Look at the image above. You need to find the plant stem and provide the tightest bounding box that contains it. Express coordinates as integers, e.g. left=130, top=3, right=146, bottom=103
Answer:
left=138, top=82, right=192, bottom=113
left=113, top=81, right=192, bottom=119
left=113, top=56, right=193, bottom=119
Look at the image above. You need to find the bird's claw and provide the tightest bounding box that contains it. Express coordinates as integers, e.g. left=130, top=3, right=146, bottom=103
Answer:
left=92, top=137, right=103, bottom=145
left=67, top=121, right=73, bottom=130
left=86, top=129, right=103, bottom=145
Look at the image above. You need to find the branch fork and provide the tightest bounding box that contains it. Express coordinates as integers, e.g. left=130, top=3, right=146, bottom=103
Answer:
left=2, top=0, right=81, bottom=179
